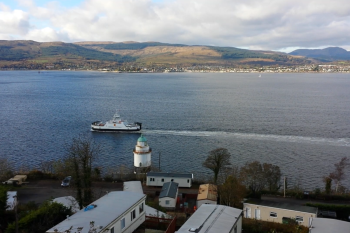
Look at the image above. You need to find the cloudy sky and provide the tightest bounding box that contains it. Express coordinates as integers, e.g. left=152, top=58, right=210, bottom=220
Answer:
left=1, top=0, right=350, bottom=52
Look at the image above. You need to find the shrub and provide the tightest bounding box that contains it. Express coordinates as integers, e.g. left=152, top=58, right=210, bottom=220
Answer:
left=243, top=218, right=309, bottom=233
left=5, top=202, right=71, bottom=233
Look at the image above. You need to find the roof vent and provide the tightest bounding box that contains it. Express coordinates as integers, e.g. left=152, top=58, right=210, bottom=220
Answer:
left=189, top=228, right=197, bottom=232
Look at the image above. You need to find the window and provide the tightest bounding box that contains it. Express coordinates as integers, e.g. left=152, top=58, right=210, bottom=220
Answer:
left=161, top=178, right=164, bottom=182
left=187, top=179, right=190, bottom=183
left=270, top=212, right=277, bottom=218
left=295, top=216, right=303, bottom=222
left=234, top=225, right=237, bottom=233
left=171, top=179, right=174, bottom=182
left=139, top=203, right=144, bottom=213
left=165, top=200, right=170, bottom=205
left=110, top=227, right=114, bottom=233
left=149, top=178, right=152, bottom=182
left=131, top=209, right=136, bottom=221
left=121, top=218, right=125, bottom=230
left=245, top=207, right=251, bottom=218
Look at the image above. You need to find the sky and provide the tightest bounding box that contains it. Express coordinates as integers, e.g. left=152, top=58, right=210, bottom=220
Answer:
left=1, top=0, right=350, bottom=52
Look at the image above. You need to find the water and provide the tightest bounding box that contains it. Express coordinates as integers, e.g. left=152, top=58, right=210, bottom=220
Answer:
left=1, top=71, right=349, bottom=190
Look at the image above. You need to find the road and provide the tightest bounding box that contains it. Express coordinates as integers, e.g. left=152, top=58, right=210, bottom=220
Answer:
left=15, top=179, right=199, bottom=205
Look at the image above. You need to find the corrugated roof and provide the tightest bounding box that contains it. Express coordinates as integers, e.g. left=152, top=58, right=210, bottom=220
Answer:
left=46, top=191, right=146, bottom=233
left=197, top=184, right=217, bottom=201
left=147, top=172, right=193, bottom=179
left=245, top=199, right=318, bottom=214
left=159, top=182, right=179, bottom=199
left=176, top=204, right=242, bottom=233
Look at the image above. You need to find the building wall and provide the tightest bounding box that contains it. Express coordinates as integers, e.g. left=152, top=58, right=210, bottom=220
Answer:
left=146, top=176, right=192, bottom=187
left=197, top=200, right=216, bottom=208
left=243, top=203, right=316, bottom=227
left=104, top=198, right=146, bottom=233
left=159, top=197, right=177, bottom=208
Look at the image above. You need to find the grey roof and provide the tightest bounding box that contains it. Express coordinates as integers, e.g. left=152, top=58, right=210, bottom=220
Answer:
left=245, top=199, right=318, bottom=214
left=147, top=172, right=193, bottom=179
left=123, top=181, right=143, bottom=194
left=159, top=182, right=179, bottom=199
left=176, top=204, right=242, bottom=233
left=46, top=191, right=145, bottom=233
left=309, top=218, right=350, bottom=233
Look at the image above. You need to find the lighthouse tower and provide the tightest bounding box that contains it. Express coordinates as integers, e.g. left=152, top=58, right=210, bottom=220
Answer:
left=133, top=135, right=152, bottom=171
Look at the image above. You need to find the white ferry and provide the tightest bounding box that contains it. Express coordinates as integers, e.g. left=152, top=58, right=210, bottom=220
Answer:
left=91, top=111, right=142, bottom=132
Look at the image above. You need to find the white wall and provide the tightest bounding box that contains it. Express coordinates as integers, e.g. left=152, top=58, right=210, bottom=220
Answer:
left=159, top=197, right=176, bottom=208
left=146, top=176, right=192, bottom=187
left=243, top=203, right=316, bottom=227
left=104, top=199, right=146, bottom=233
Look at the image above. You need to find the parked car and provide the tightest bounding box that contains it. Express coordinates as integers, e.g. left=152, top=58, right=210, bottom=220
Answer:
left=61, top=176, right=71, bottom=187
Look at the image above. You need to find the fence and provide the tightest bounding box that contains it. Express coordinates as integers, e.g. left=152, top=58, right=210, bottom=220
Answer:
left=143, top=215, right=176, bottom=232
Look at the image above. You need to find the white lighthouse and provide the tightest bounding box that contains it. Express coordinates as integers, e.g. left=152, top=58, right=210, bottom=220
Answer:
left=133, top=135, right=152, bottom=170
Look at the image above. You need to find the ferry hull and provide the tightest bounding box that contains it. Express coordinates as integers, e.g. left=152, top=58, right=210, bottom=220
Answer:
left=91, top=127, right=141, bottom=132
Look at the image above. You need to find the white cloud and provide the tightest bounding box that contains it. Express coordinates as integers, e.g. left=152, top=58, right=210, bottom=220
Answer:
left=1, top=0, right=350, bottom=51
left=0, top=9, right=30, bottom=35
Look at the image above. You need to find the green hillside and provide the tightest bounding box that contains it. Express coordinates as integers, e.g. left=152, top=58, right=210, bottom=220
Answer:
left=0, top=40, right=314, bottom=69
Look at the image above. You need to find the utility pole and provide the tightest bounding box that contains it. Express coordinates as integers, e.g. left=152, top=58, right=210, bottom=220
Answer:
left=14, top=195, right=18, bottom=233
left=284, top=176, right=286, bottom=198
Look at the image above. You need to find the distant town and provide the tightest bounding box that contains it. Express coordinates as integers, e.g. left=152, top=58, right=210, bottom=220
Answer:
left=2, top=64, right=350, bottom=73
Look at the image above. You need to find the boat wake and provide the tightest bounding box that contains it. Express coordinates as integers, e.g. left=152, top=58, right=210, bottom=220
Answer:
left=144, top=130, right=350, bottom=147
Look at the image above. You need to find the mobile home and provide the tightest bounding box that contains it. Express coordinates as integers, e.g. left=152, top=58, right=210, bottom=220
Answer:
left=159, top=182, right=179, bottom=209
left=47, top=191, right=146, bottom=233
left=243, top=200, right=318, bottom=227
left=197, top=184, right=217, bottom=208
left=146, top=172, right=193, bottom=188
left=176, top=204, right=243, bottom=233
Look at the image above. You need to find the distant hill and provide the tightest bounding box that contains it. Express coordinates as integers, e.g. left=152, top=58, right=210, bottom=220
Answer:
left=289, top=47, right=350, bottom=62
left=0, top=40, right=316, bottom=69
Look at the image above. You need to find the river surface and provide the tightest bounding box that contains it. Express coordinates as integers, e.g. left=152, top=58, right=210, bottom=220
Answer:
left=1, top=71, right=349, bottom=190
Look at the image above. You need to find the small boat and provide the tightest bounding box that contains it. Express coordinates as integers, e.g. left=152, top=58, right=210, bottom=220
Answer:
left=91, top=111, right=142, bottom=132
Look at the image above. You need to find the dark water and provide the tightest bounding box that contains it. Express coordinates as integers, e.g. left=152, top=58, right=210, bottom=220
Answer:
left=1, top=71, right=350, bottom=189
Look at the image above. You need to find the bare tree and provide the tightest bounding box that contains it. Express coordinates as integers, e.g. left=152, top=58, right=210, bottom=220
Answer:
left=323, top=176, right=332, bottom=195
left=263, top=163, right=282, bottom=192
left=39, top=160, right=55, bottom=174
left=0, top=157, right=13, bottom=181
left=202, top=148, right=231, bottom=184
left=329, top=157, right=349, bottom=193
left=65, top=136, right=100, bottom=208
left=219, top=175, right=246, bottom=208
left=240, top=161, right=266, bottom=197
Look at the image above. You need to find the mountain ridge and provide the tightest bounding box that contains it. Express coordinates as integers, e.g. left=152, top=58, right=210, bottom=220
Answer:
left=0, top=40, right=347, bottom=69
left=289, top=47, right=350, bottom=62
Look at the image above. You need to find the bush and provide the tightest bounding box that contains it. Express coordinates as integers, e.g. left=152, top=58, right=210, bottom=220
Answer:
left=26, top=170, right=57, bottom=180
left=243, top=218, right=309, bottom=233
left=5, top=202, right=72, bottom=233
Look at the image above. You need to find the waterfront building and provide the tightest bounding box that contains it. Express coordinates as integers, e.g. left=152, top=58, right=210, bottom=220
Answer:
left=146, top=172, right=193, bottom=187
